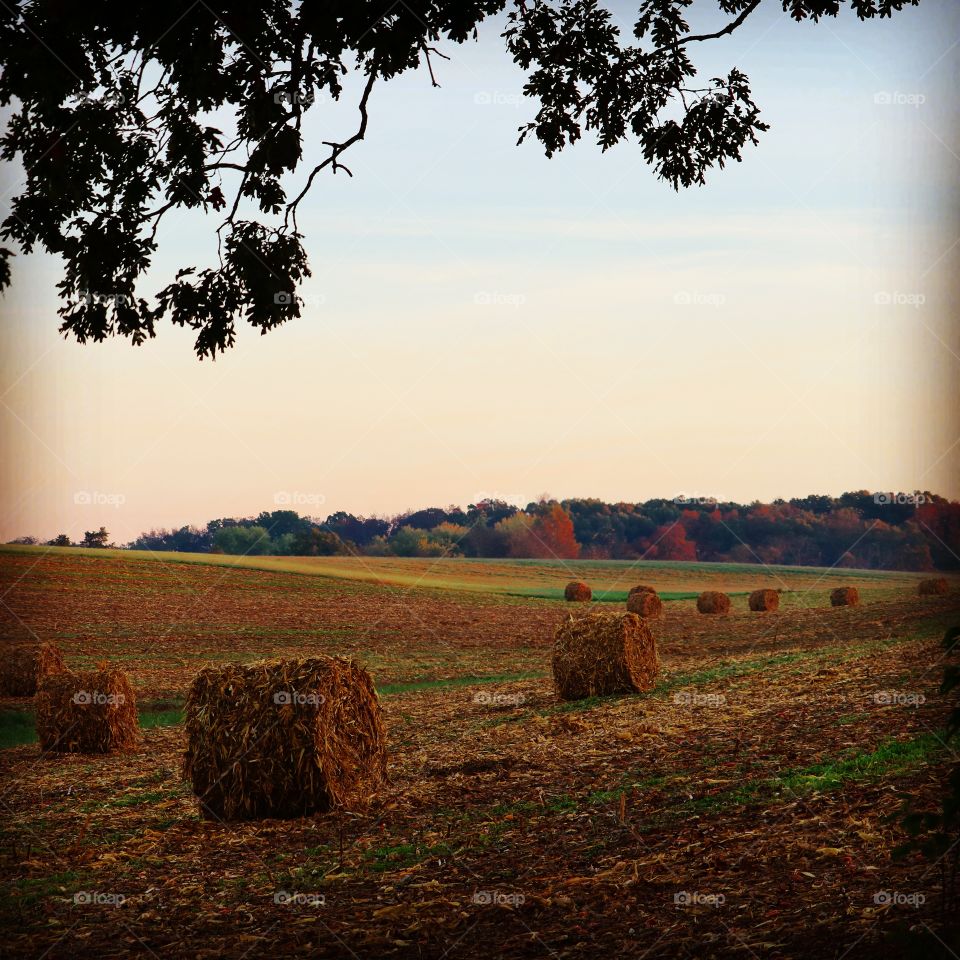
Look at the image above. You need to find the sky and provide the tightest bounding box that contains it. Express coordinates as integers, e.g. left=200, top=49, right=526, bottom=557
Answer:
left=1, top=0, right=959, bottom=543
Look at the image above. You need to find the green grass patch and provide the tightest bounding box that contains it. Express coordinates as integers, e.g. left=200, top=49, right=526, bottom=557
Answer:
left=378, top=671, right=546, bottom=696
left=363, top=840, right=457, bottom=873
left=139, top=707, right=185, bottom=729
left=658, top=731, right=946, bottom=818
left=0, top=701, right=186, bottom=748
left=0, top=709, right=37, bottom=749
left=5, top=871, right=86, bottom=908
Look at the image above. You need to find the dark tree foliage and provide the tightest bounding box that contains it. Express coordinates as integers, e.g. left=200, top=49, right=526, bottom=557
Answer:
left=0, top=0, right=918, bottom=358
left=291, top=525, right=348, bottom=556
left=129, top=525, right=212, bottom=552
left=465, top=499, right=519, bottom=526
left=395, top=506, right=468, bottom=532
left=252, top=509, right=313, bottom=538
left=80, top=526, right=110, bottom=547
left=324, top=511, right=390, bottom=546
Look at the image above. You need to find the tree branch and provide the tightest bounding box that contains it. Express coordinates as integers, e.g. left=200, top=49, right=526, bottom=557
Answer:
left=658, top=0, right=763, bottom=52
left=284, top=64, right=378, bottom=232
left=420, top=43, right=450, bottom=88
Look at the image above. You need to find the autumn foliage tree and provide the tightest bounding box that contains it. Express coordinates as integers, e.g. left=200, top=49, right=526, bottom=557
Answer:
left=533, top=503, right=581, bottom=560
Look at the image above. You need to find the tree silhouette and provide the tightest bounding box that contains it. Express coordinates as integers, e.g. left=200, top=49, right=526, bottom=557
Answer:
left=0, top=0, right=919, bottom=358
left=80, top=526, right=110, bottom=548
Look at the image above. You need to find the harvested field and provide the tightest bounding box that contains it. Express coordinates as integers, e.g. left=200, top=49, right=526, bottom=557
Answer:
left=0, top=544, right=934, bottom=603
left=1, top=548, right=959, bottom=959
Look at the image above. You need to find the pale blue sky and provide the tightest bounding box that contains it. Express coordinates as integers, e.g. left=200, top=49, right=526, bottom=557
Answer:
left=1, top=0, right=958, bottom=542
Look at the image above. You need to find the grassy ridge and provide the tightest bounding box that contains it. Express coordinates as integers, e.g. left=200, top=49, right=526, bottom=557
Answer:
left=0, top=544, right=931, bottom=603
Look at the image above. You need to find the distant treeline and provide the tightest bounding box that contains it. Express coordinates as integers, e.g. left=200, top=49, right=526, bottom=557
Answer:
left=18, top=491, right=958, bottom=571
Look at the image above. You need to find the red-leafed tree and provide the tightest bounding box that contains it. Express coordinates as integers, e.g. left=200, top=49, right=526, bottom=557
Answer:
left=534, top=503, right=581, bottom=560
left=917, top=501, right=960, bottom=570
left=647, top=522, right=697, bottom=562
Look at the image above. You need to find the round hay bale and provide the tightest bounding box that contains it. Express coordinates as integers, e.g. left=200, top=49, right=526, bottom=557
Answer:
left=748, top=589, right=780, bottom=612
left=552, top=612, right=659, bottom=701
left=918, top=578, right=948, bottom=596
left=627, top=584, right=657, bottom=597
left=182, top=656, right=387, bottom=822
left=626, top=590, right=663, bottom=618
left=564, top=581, right=592, bottom=602
left=830, top=587, right=860, bottom=607
left=36, top=668, right=139, bottom=753
left=696, top=591, right=731, bottom=614
left=0, top=642, right=67, bottom=696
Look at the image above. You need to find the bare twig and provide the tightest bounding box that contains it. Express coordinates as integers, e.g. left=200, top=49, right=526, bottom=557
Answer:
left=653, top=0, right=763, bottom=55
left=284, top=63, right=379, bottom=233
left=420, top=42, right=450, bottom=88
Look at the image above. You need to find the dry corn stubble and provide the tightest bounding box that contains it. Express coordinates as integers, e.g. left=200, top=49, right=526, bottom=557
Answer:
left=182, top=655, right=387, bottom=821
left=36, top=667, right=139, bottom=753
left=553, top=611, right=659, bottom=701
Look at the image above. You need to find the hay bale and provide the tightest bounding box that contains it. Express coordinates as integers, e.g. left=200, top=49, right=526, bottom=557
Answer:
left=552, top=612, right=659, bottom=701
left=830, top=587, right=860, bottom=607
left=564, top=581, right=592, bottom=602
left=748, top=589, right=780, bottom=612
left=36, top=668, right=139, bottom=753
left=697, top=591, right=731, bottom=614
left=918, top=578, right=949, bottom=596
left=626, top=590, right=663, bottom=618
left=627, top=584, right=657, bottom=597
left=182, top=656, right=387, bottom=822
left=0, top=642, right=67, bottom=696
